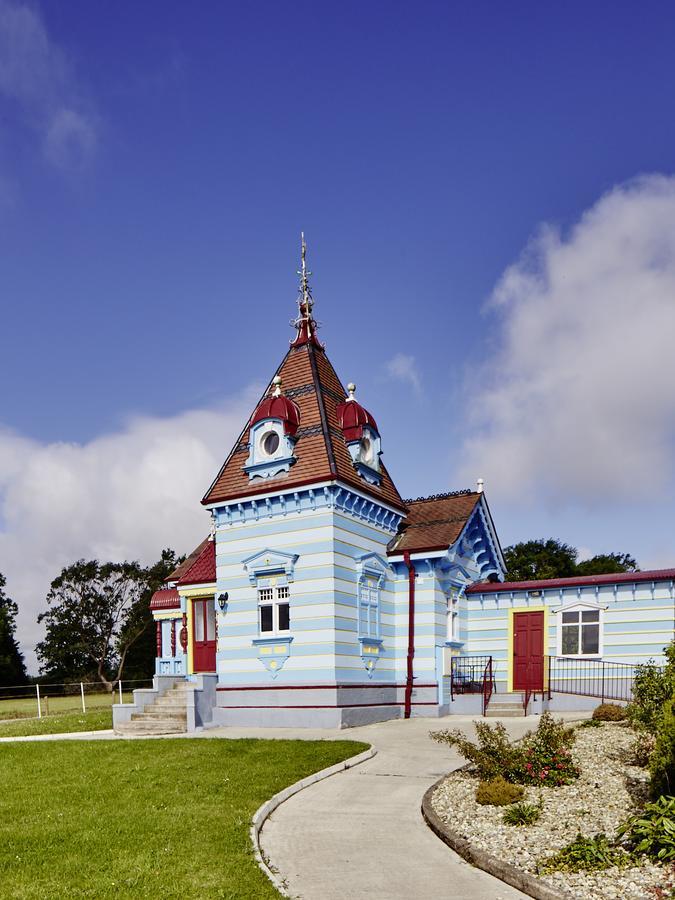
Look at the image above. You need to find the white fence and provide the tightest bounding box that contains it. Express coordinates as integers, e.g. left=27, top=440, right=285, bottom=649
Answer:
left=0, top=678, right=154, bottom=721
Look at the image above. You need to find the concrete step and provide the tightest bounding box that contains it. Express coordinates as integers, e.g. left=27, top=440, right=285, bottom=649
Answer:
left=131, top=709, right=187, bottom=722
left=154, top=697, right=189, bottom=707
left=485, top=709, right=525, bottom=717
left=115, top=720, right=186, bottom=735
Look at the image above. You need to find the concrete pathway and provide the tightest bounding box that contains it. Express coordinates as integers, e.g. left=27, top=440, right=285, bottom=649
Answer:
left=1, top=712, right=590, bottom=899
left=258, top=716, right=540, bottom=900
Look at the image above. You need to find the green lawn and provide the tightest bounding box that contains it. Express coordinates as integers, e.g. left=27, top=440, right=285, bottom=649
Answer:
left=0, top=738, right=367, bottom=898
left=0, top=708, right=113, bottom=737
left=0, top=689, right=143, bottom=719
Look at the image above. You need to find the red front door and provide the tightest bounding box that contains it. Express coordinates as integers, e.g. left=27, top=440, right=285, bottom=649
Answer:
left=513, top=611, right=544, bottom=692
left=192, top=598, right=216, bottom=672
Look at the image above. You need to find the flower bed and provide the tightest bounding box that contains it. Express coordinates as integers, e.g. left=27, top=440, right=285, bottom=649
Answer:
left=431, top=722, right=674, bottom=900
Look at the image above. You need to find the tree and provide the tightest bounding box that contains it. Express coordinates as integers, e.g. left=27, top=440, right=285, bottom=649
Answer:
left=0, top=572, right=28, bottom=687
left=575, top=552, right=639, bottom=576
left=503, top=539, right=578, bottom=581
left=503, top=539, right=639, bottom=582
left=121, top=549, right=182, bottom=682
left=36, top=556, right=175, bottom=691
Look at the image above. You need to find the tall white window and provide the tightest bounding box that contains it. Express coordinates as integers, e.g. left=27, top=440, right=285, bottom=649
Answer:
left=446, top=594, right=459, bottom=642
left=559, top=606, right=602, bottom=656
left=358, top=576, right=380, bottom=639
left=161, top=620, right=172, bottom=656
left=258, top=584, right=290, bottom=635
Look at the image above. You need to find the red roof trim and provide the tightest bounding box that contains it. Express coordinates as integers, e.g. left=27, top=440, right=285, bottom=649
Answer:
left=150, top=588, right=180, bottom=611
left=466, top=567, right=675, bottom=594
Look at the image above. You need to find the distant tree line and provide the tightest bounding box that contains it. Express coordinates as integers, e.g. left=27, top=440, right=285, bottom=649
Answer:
left=0, top=549, right=182, bottom=689
left=503, top=538, right=638, bottom=582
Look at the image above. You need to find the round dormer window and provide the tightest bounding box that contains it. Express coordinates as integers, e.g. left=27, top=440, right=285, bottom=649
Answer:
left=261, top=431, right=280, bottom=456
left=361, top=436, right=373, bottom=464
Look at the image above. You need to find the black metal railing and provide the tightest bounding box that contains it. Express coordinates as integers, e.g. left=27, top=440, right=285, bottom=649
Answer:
left=450, top=655, right=494, bottom=701
left=482, top=657, right=494, bottom=716
left=546, top=655, right=655, bottom=703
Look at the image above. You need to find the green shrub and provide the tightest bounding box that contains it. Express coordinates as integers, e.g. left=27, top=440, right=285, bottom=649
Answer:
left=627, top=732, right=656, bottom=767
left=475, top=776, right=524, bottom=806
left=579, top=718, right=604, bottom=728
left=519, top=712, right=579, bottom=786
left=628, top=641, right=675, bottom=735
left=617, top=795, right=675, bottom=862
left=538, top=833, right=632, bottom=873
left=432, top=712, right=579, bottom=787
left=592, top=703, right=627, bottom=721
left=431, top=720, right=523, bottom=782
left=649, top=697, right=675, bottom=799
left=503, top=800, right=542, bottom=826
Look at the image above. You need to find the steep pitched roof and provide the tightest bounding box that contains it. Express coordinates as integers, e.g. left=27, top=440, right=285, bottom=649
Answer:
left=387, top=490, right=481, bottom=555
left=167, top=538, right=210, bottom=583
left=176, top=538, right=216, bottom=586
left=202, top=341, right=406, bottom=511
left=466, top=567, right=675, bottom=594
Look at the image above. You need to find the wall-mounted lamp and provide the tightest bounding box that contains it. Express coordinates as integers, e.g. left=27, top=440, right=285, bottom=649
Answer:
left=217, top=592, right=229, bottom=611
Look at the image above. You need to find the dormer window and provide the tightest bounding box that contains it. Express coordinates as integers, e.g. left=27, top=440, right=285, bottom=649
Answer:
left=336, top=383, right=382, bottom=486
left=245, top=377, right=300, bottom=481
left=261, top=430, right=280, bottom=457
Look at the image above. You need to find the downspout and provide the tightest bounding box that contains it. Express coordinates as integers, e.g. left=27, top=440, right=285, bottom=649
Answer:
left=403, top=551, right=416, bottom=719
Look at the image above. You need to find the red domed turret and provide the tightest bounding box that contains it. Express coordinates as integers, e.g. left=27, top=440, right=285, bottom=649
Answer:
left=251, top=377, right=301, bottom=436
left=336, top=383, right=379, bottom=442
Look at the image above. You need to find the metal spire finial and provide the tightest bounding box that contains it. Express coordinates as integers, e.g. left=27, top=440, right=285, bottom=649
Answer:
left=297, top=231, right=313, bottom=313
left=290, top=232, right=323, bottom=347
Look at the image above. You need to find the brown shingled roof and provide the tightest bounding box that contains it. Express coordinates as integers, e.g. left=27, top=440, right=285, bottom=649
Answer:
left=202, top=342, right=405, bottom=511
left=387, top=491, right=481, bottom=555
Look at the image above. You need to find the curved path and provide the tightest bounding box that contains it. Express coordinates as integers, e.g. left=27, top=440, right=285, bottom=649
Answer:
left=258, top=715, right=534, bottom=900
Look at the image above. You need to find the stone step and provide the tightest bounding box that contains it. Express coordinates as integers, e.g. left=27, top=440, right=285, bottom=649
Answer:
left=115, top=720, right=186, bottom=735
left=485, top=708, right=525, bottom=717
left=154, top=696, right=190, bottom=707
left=131, top=710, right=187, bottom=722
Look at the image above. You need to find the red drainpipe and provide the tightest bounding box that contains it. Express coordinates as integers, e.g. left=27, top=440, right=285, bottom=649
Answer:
left=403, top=550, right=416, bottom=719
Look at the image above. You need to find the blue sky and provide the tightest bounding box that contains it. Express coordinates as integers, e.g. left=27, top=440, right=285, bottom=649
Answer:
left=2, top=0, right=675, bottom=662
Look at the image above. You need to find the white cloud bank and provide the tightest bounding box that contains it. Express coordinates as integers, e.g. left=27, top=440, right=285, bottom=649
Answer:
left=458, top=175, right=675, bottom=507
left=0, top=0, right=97, bottom=169
left=0, top=397, right=253, bottom=672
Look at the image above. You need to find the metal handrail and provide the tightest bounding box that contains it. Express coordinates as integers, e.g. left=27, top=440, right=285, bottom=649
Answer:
left=546, top=655, right=656, bottom=703
left=482, top=657, right=494, bottom=716
left=450, top=655, right=493, bottom=700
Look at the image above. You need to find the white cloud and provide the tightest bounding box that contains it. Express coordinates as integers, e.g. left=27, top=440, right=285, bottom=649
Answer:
left=458, top=174, right=675, bottom=507
left=384, top=353, right=422, bottom=394
left=0, top=0, right=97, bottom=169
left=0, top=394, right=256, bottom=673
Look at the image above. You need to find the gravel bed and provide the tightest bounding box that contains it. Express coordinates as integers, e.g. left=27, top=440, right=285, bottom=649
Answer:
left=431, top=722, right=672, bottom=900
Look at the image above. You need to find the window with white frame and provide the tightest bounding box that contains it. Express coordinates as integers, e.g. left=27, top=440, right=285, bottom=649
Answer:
left=559, top=606, right=602, bottom=656
left=258, top=583, right=290, bottom=635
left=446, top=592, right=459, bottom=641
left=358, top=575, right=380, bottom=639
left=160, top=619, right=173, bottom=656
